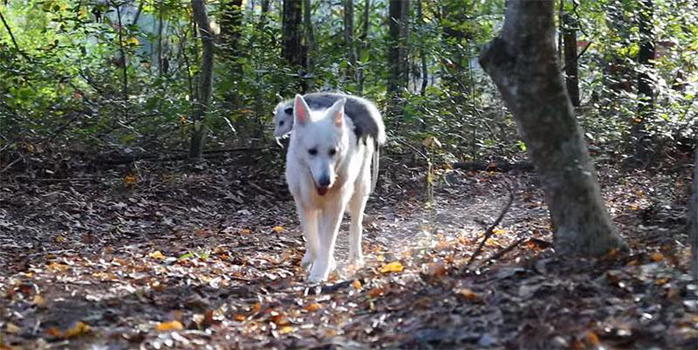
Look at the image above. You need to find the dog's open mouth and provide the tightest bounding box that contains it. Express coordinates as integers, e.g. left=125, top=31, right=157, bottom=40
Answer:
left=316, top=187, right=329, bottom=196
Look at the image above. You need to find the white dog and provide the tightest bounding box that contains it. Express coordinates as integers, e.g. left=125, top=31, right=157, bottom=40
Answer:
left=284, top=94, right=385, bottom=282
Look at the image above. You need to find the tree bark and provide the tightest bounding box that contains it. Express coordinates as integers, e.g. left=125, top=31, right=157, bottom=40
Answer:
left=302, top=0, right=314, bottom=89
left=417, top=0, right=427, bottom=95
left=690, top=143, right=698, bottom=279
left=282, top=0, right=307, bottom=92
left=632, top=0, right=655, bottom=165
left=219, top=0, right=244, bottom=112
left=357, top=0, right=371, bottom=93
left=563, top=12, right=580, bottom=106
left=479, top=0, right=626, bottom=256
left=343, top=0, right=357, bottom=84
left=189, top=0, right=215, bottom=160
left=387, top=0, right=409, bottom=95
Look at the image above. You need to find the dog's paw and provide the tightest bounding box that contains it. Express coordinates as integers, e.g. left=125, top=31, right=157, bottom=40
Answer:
left=348, top=255, right=365, bottom=268
left=301, top=251, right=314, bottom=268
left=308, top=262, right=330, bottom=282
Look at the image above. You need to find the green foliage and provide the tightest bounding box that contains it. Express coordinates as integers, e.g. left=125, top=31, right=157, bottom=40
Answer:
left=0, top=0, right=696, bottom=169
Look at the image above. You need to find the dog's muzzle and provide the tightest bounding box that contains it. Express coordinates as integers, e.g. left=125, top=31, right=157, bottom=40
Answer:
left=316, top=175, right=331, bottom=196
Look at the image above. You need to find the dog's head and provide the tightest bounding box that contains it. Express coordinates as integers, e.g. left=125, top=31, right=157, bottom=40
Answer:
left=273, top=101, right=294, bottom=138
left=291, top=94, right=349, bottom=196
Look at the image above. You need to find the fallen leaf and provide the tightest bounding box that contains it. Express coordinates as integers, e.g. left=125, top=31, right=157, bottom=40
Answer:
left=425, top=261, right=447, bottom=277
left=584, top=330, right=600, bottom=346
left=304, top=303, right=322, bottom=312
left=155, top=320, right=184, bottom=332
left=368, top=288, right=385, bottom=298
left=32, top=294, right=46, bottom=307
left=48, top=262, right=69, bottom=272
left=5, top=323, right=20, bottom=334
left=149, top=251, right=166, bottom=260
left=278, top=326, right=294, bottom=334
left=240, top=228, right=252, bottom=235
left=650, top=252, right=664, bottom=262
left=270, top=314, right=290, bottom=326
left=351, top=280, right=363, bottom=290
left=380, top=261, right=404, bottom=273
left=124, top=175, right=138, bottom=186
left=64, top=322, right=91, bottom=338
left=233, top=314, right=246, bottom=321
left=456, top=288, right=481, bottom=302
left=272, top=226, right=285, bottom=233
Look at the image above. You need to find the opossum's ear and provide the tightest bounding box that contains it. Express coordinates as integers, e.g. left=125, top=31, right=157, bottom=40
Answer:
left=293, top=94, right=310, bottom=126
left=329, top=98, right=346, bottom=127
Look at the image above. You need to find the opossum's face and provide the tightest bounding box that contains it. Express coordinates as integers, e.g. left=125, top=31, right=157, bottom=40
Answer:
left=273, top=103, right=294, bottom=137
left=291, top=95, right=348, bottom=196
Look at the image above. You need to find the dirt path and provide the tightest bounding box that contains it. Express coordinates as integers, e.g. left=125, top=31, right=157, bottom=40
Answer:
left=1, top=162, right=696, bottom=349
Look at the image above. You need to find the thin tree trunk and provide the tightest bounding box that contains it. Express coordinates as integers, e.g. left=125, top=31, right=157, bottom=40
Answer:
left=563, top=12, right=580, bottom=106
left=387, top=0, right=409, bottom=95
left=190, top=0, right=215, bottom=160
left=387, top=0, right=409, bottom=122
left=343, top=0, right=356, bottom=84
left=282, top=0, right=306, bottom=92
left=632, top=0, right=655, bottom=165
left=157, top=0, right=164, bottom=75
left=479, top=0, right=626, bottom=256
left=417, top=0, right=428, bottom=95
left=113, top=1, right=129, bottom=118
left=357, top=0, right=370, bottom=93
left=303, top=0, right=314, bottom=90
left=690, top=144, right=698, bottom=279
left=219, top=0, right=244, bottom=112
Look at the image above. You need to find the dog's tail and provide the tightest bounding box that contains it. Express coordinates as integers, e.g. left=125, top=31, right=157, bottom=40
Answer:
left=370, top=139, right=380, bottom=193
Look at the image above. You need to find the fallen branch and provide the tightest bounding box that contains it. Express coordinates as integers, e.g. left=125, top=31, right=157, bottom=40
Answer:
left=467, top=183, right=515, bottom=268
left=477, top=237, right=527, bottom=268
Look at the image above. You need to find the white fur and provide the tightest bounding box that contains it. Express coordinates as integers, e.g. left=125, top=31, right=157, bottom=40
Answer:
left=285, top=95, right=377, bottom=282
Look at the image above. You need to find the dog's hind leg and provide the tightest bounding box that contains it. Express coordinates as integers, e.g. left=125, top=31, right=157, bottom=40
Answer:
left=308, top=199, right=345, bottom=282
left=348, top=174, right=371, bottom=267
left=296, top=202, right=319, bottom=269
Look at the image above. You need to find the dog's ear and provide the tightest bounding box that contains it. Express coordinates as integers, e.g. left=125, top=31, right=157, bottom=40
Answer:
left=293, top=94, right=310, bottom=126
left=329, top=98, right=347, bottom=127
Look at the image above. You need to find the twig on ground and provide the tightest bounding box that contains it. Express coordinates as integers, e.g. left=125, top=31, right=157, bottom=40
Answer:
left=247, top=181, right=275, bottom=196
left=478, top=237, right=528, bottom=268
left=467, top=182, right=515, bottom=268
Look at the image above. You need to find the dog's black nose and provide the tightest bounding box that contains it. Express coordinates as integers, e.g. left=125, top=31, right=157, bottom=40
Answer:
left=318, top=175, right=331, bottom=187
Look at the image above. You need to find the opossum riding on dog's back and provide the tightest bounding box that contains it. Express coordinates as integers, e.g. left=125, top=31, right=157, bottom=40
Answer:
left=278, top=93, right=385, bottom=282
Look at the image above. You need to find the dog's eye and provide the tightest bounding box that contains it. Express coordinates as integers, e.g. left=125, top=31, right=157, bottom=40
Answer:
left=308, top=148, right=317, bottom=156
left=328, top=148, right=337, bottom=157
left=279, top=120, right=285, bottom=126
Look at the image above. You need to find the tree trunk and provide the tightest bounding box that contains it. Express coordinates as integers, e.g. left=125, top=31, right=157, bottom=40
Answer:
left=189, top=0, right=215, bottom=160
left=479, top=0, right=626, bottom=256
left=632, top=0, right=655, bottom=165
left=357, top=0, right=371, bottom=93
left=302, top=0, right=314, bottom=90
left=219, top=0, right=244, bottom=112
left=690, top=144, right=698, bottom=279
left=282, top=0, right=307, bottom=92
left=417, top=0, right=427, bottom=95
left=563, top=12, right=580, bottom=107
left=387, top=0, right=409, bottom=95
left=387, top=0, right=409, bottom=120
left=343, top=0, right=356, bottom=84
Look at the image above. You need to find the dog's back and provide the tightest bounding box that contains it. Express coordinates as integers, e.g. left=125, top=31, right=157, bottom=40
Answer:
left=275, top=92, right=386, bottom=147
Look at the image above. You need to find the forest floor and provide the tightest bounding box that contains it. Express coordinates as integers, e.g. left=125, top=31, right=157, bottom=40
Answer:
left=1, top=150, right=697, bottom=350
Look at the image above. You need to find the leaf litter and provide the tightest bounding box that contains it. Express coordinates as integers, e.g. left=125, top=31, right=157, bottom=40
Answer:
left=0, top=153, right=696, bottom=349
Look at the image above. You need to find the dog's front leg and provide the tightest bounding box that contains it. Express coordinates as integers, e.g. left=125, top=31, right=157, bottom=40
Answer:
left=308, top=199, right=345, bottom=282
left=295, top=202, right=319, bottom=269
